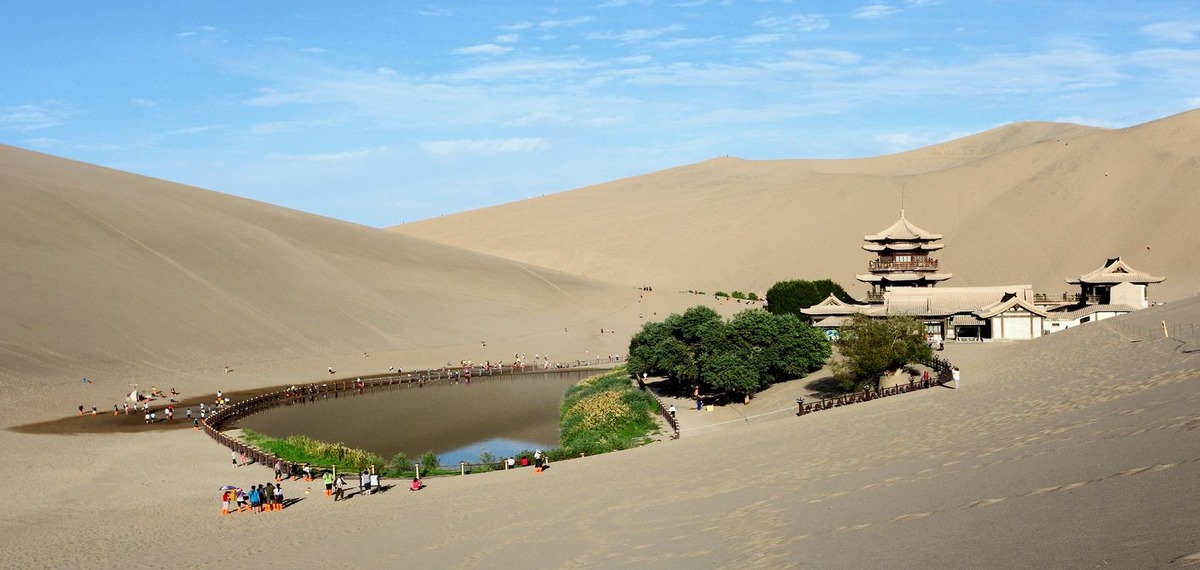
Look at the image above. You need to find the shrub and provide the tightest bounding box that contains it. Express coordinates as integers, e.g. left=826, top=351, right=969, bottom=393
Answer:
left=389, top=452, right=413, bottom=475
left=418, top=450, right=440, bottom=473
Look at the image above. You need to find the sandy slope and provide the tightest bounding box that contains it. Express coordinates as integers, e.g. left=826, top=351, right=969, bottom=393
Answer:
left=2, top=114, right=1200, bottom=568
left=1, top=296, right=1197, bottom=569
left=394, top=111, right=1199, bottom=301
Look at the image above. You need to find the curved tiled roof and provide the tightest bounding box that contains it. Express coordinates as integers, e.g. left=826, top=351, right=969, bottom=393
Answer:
left=1066, top=257, right=1165, bottom=285
left=864, top=211, right=943, bottom=242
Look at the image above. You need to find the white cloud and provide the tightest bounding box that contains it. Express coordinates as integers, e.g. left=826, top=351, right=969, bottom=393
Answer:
left=495, top=34, right=520, bottom=44
left=300, top=47, right=329, bottom=54
left=589, top=24, right=687, bottom=43
left=874, top=132, right=926, bottom=149
left=854, top=4, right=900, bottom=19
left=420, top=138, right=549, bottom=155
left=176, top=25, right=217, bottom=38
left=129, top=98, right=157, bottom=107
left=377, top=67, right=397, bottom=76
left=0, top=101, right=73, bottom=131
left=738, top=34, right=781, bottom=45
left=268, top=148, right=387, bottom=162
left=1140, top=21, right=1200, bottom=43
left=1188, top=96, right=1200, bottom=106
left=755, top=14, right=830, bottom=32
left=540, top=17, right=594, bottom=29
left=416, top=6, right=455, bottom=17
left=23, top=137, right=62, bottom=148
left=453, top=44, right=514, bottom=56
left=599, top=0, right=630, bottom=7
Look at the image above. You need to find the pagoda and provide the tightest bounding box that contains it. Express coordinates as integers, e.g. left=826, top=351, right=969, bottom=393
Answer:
left=856, top=211, right=952, bottom=301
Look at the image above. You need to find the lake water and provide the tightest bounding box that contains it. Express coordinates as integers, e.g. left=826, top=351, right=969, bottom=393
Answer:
left=232, top=369, right=598, bottom=466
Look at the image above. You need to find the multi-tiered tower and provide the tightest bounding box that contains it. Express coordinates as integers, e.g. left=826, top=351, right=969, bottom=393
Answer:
left=856, top=211, right=952, bottom=301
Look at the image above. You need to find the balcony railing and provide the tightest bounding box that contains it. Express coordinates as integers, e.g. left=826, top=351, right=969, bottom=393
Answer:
left=868, top=259, right=939, bottom=271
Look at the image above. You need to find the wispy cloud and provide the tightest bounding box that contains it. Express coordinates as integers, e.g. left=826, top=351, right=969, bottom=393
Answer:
left=416, top=6, right=455, bottom=17
left=0, top=100, right=74, bottom=131
left=854, top=4, right=900, bottom=19
left=420, top=138, right=549, bottom=155
left=129, top=98, right=157, bottom=107
left=540, top=17, right=594, bottom=29
left=496, top=34, right=520, bottom=44
left=589, top=24, right=687, bottom=43
left=755, top=14, right=830, bottom=32
left=453, top=44, right=514, bottom=56
left=176, top=25, right=217, bottom=38
left=1140, top=21, right=1200, bottom=43
left=267, top=148, right=388, bottom=162
left=300, top=47, right=329, bottom=54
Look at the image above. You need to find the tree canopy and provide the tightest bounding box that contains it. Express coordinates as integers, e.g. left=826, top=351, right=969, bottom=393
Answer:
left=765, top=279, right=854, bottom=317
left=627, top=306, right=831, bottom=397
left=830, top=313, right=933, bottom=391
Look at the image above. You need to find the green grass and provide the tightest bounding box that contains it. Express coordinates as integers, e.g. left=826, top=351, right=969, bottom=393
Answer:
left=557, top=365, right=661, bottom=457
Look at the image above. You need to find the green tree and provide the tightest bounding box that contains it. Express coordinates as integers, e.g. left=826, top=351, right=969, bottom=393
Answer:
left=389, top=452, right=413, bottom=475
left=766, top=279, right=853, bottom=317
left=629, top=306, right=830, bottom=398
left=418, top=451, right=440, bottom=473
left=831, top=314, right=933, bottom=391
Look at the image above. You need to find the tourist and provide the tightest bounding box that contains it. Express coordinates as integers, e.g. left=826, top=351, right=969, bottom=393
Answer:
left=334, top=474, right=347, bottom=501
left=534, top=450, right=544, bottom=470
left=410, top=477, right=422, bottom=491
left=360, top=470, right=371, bottom=495
left=323, top=471, right=334, bottom=495
left=506, top=457, right=515, bottom=470
left=234, top=489, right=247, bottom=512
left=187, top=407, right=192, bottom=420
left=370, top=472, right=380, bottom=493
left=239, top=450, right=248, bottom=467
left=952, top=366, right=961, bottom=389
left=248, top=485, right=261, bottom=513
left=273, top=483, right=284, bottom=510
left=232, top=450, right=238, bottom=468
left=922, top=370, right=931, bottom=388
left=78, top=405, right=84, bottom=416
left=668, top=404, right=676, bottom=419
left=221, top=490, right=232, bottom=515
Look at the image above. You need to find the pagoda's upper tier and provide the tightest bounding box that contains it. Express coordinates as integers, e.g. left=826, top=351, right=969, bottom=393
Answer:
left=862, top=242, right=944, bottom=252
left=863, top=212, right=942, bottom=243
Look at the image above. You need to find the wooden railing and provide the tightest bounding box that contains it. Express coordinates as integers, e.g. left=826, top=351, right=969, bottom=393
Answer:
left=199, top=358, right=618, bottom=475
left=795, top=355, right=954, bottom=416
left=868, top=259, right=939, bottom=271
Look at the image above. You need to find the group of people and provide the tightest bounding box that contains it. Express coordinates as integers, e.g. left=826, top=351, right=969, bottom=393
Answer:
left=221, top=483, right=284, bottom=514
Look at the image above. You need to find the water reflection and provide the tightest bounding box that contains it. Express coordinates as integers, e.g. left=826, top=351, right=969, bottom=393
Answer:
left=233, top=370, right=596, bottom=466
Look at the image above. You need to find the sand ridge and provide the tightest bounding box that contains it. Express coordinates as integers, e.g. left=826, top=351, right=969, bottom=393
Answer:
left=2, top=115, right=1200, bottom=567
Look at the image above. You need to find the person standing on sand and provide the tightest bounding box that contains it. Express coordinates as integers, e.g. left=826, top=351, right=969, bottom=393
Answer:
left=232, top=450, right=238, bottom=468
left=668, top=405, right=676, bottom=419
left=952, top=366, right=961, bottom=389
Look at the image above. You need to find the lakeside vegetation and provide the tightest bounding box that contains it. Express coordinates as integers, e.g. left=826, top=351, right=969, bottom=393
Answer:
left=235, top=366, right=664, bottom=476
left=558, top=365, right=661, bottom=457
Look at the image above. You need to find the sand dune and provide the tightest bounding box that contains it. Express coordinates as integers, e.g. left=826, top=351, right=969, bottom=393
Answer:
left=2, top=112, right=1199, bottom=568
left=394, top=111, right=1199, bottom=301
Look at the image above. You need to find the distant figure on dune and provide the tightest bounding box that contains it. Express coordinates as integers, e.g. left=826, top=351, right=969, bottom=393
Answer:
left=328, top=366, right=336, bottom=375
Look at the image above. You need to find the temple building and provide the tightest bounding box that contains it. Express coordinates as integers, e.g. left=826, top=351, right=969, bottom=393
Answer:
left=855, top=211, right=952, bottom=301
left=802, top=213, right=1164, bottom=342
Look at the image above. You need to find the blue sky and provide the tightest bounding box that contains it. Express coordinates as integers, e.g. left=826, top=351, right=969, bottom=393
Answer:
left=3, top=1, right=1199, bottom=227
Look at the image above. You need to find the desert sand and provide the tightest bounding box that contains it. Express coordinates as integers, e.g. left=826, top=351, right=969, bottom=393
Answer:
left=393, top=110, right=1200, bottom=302
left=1, top=111, right=1199, bottom=568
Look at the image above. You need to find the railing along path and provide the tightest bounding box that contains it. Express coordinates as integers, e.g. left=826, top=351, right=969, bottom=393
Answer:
left=200, top=358, right=616, bottom=475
